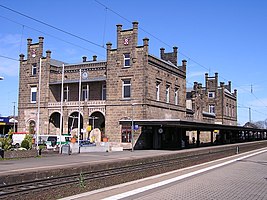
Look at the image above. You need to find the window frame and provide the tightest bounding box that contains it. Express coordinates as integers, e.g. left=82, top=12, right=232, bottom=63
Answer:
left=156, top=81, right=160, bottom=101
left=82, top=84, right=89, bottom=101
left=208, top=91, right=215, bottom=98
left=31, top=86, right=37, bottom=103
left=102, top=84, right=106, bottom=100
left=174, top=88, right=179, bottom=105
left=124, top=53, right=130, bottom=67
left=32, top=63, right=37, bottom=76
left=166, top=85, right=170, bottom=103
left=122, top=79, right=131, bottom=99
left=209, top=104, right=215, bottom=114
left=63, top=85, right=69, bottom=101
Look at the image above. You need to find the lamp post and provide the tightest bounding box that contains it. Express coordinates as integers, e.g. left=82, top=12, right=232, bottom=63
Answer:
left=131, top=103, right=137, bottom=152
left=12, top=102, right=16, bottom=133
left=36, top=58, right=42, bottom=155
left=77, top=69, right=82, bottom=152
left=59, top=64, right=64, bottom=153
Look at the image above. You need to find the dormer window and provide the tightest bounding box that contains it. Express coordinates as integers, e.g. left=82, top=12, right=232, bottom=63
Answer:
left=124, top=53, right=130, bottom=67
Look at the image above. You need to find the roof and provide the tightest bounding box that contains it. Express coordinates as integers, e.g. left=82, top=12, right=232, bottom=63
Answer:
left=50, top=59, right=68, bottom=67
left=148, top=54, right=178, bottom=68
left=65, top=60, right=106, bottom=67
left=119, top=118, right=267, bottom=132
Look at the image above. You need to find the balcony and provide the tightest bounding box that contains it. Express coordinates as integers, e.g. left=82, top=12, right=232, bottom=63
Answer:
left=48, top=100, right=106, bottom=108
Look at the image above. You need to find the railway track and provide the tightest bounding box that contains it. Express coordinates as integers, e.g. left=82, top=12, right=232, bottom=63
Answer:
left=0, top=141, right=266, bottom=199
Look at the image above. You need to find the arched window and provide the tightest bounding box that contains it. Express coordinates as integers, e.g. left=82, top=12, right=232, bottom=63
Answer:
left=29, top=120, right=36, bottom=134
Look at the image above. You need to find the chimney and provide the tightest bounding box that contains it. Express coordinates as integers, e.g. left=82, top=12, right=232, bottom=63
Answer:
left=228, top=81, right=232, bottom=92
left=193, top=82, right=198, bottom=90
left=27, top=38, right=32, bottom=45
left=234, top=89, right=237, bottom=97
left=82, top=56, right=87, bottom=62
left=160, top=48, right=165, bottom=59
left=39, top=36, right=44, bottom=44
left=132, top=21, right=138, bottom=30
left=173, top=46, right=178, bottom=65
left=106, top=42, right=112, bottom=50
left=46, top=50, right=51, bottom=58
left=143, top=38, right=149, bottom=46
left=93, top=55, right=97, bottom=61
left=220, top=82, right=225, bottom=87
left=116, top=24, right=122, bottom=32
left=182, top=60, right=187, bottom=67
left=19, top=54, right=25, bottom=62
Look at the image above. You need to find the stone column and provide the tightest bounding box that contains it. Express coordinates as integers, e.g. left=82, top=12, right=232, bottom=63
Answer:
left=197, top=130, right=200, bottom=147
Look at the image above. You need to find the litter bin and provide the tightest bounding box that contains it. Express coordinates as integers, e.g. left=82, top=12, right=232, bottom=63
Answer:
left=61, top=144, right=70, bottom=155
left=0, top=149, right=4, bottom=158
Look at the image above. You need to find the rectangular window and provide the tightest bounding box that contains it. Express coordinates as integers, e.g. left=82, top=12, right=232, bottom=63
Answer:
left=124, top=53, right=130, bottom=67
left=121, top=126, right=132, bottom=143
left=32, top=63, right=37, bottom=76
left=63, top=85, right=69, bottom=101
left=122, top=79, right=131, bottom=99
left=156, top=82, right=160, bottom=101
left=102, top=84, right=106, bottom=100
left=232, top=106, right=235, bottom=117
left=209, top=104, right=215, bottom=114
left=175, top=88, right=179, bottom=105
left=31, top=87, right=37, bottom=103
left=82, top=85, right=89, bottom=101
left=208, top=91, right=215, bottom=98
left=166, top=85, right=170, bottom=103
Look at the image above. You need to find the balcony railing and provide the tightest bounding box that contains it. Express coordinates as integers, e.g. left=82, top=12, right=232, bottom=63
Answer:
left=48, top=100, right=106, bottom=107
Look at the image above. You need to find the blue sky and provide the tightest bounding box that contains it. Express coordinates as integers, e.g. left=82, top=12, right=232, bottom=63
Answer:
left=0, top=0, right=267, bottom=125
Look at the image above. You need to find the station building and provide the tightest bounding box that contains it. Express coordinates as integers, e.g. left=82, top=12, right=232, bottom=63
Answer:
left=17, top=22, right=237, bottom=149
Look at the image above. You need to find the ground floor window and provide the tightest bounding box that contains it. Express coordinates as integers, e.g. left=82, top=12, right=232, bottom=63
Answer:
left=121, top=126, right=132, bottom=143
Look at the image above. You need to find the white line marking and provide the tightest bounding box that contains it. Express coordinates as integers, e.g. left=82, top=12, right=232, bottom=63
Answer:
left=59, top=147, right=267, bottom=200
left=102, top=148, right=267, bottom=200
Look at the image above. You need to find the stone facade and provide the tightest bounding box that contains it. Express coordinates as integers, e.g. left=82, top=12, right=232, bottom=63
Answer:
left=187, top=73, right=237, bottom=125
left=105, top=22, right=187, bottom=143
left=17, top=21, right=237, bottom=149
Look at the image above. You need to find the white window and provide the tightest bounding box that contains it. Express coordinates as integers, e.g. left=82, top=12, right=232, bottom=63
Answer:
left=208, top=91, right=215, bottom=98
left=209, top=104, right=215, bottom=114
left=124, top=53, right=130, bottom=67
left=32, top=63, right=37, bottom=76
left=63, top=85, right=69, bottom=101
left=166, top=85, right=170, bottom=103
left=82, top=84, right=89, bottom=101
left=122, top=79, right=131, bottom=99
left=102, top=84, right=106, bottom=100
left=31, top=87, right=37, bottom=103
left=156, top=82, right=160, bottom=101
left=175, top=88, right=179, bottom=105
